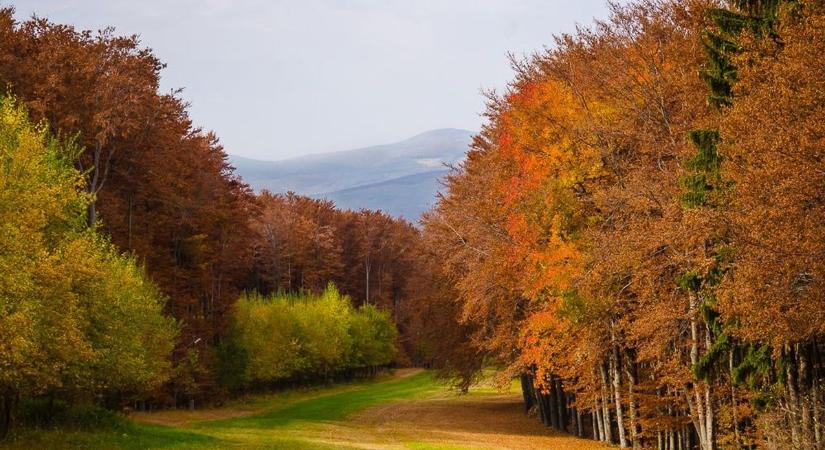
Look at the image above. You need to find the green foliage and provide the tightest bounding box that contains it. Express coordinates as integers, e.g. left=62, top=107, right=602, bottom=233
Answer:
left=701, top=1, right=796, bottom=109
left=215, top=330, right=251, bottom=394
left=557, top=290, right=588, bottom=325
left=16, top=399, right=122, bottom=430
left=348, top=303, right=399, bottom=368
left=731, top=344, right=774, bottom=388
left=699, top=28, right=739, bottom=108
left=223, top=283, right=398, bottom=389
left=680, top=130, right=723, bottom=209
left=676, top=271, right=703, bottom=292
left=0, top=96, right=176, bottom=422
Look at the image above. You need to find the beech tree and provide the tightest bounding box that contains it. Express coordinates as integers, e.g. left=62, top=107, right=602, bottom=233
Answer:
left=0, top=96, right=175, bottom=436
left=420, top=1, right=825, bottom=448
left=0, top=9, right=256, bottom=402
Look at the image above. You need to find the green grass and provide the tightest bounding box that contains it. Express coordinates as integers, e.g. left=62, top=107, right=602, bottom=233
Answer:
left=0, top=371, right=443, bottom=450
left=206, top=371, right=438, bottom=429
left=0, top=371, right=558, bottom=450
left=0, top=422, right=221, bottom=449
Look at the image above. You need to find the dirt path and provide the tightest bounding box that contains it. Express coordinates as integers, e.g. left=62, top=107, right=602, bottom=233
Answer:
left=347, top=394, right=606, bottom=449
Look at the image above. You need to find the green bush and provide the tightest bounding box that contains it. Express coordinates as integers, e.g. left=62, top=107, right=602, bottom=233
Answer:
left=16, top=398, right=122, bottom=430
left=222, top=284, right=397, bottom=389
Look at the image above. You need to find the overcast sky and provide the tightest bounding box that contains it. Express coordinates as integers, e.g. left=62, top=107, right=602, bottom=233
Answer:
left=11, top=0, right=613, bottom=160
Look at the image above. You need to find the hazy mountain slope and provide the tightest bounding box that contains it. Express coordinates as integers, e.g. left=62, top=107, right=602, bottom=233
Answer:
left=322, top=170, right=448, bottom=221
left=230, top=128, right=472, bottom=219
left=230, top=128, right=472, bottom=195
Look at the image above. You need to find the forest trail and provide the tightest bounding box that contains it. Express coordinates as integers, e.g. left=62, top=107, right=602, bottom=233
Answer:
left=4, top=370, right=605, bottom=449
left=137, top=369, right=605, bottom=449
left=351, top=394, right=604, bottom=450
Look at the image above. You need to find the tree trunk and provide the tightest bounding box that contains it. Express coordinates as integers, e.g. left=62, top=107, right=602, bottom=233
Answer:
left=626, top=357, right=640, bottom=449
left=704, top=324, right=715, bottom=450
left=127, top=195, right=133, bottom=250
left=600, top=362, right=613, bottom=443
left=787, top=342, right=801, bottom=448
left=594, top=403, right=604, bottom=441
left=800, top=343, right=813, bottom=445
left=521, top=374, right=534, bottom=413
left=813, top=340, right=822, bottom=449
left=555, top=377, right=566, bottom=431
left=575, top=400, right=583, bottom=437
left=365, top=259, right=371, bottom=304
left=688, top=293, right=713, bottom=450
left=611, top=333, right=628, bottom=448
left=729, top=350, right=740, bottom=447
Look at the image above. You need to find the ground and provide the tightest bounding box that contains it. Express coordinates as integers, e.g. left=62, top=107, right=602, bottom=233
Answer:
left=1, top=370, right=606, bottom=449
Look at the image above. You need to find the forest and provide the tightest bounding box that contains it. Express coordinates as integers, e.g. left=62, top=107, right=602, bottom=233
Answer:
left=1, top=0, right=825, bottom=449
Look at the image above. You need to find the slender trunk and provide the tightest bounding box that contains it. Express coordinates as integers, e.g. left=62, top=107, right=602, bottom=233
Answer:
left=800, top=343, right=813, bottom=445
left=594, top=402, right=604, bottom=441
left=610, top=329, right=628, bottom=447
left=555, top=378, right=566, bottom=431
left=127, top=195, right=133, bottom=250
left=600, top=362, right=613, bottom=443
left=729, top=350, right=740, bottom=447
left=365, top=259, right=371, bottom=304
left=787, top=342, right=801, bottom=448
left=689, top=293, right=710, bottom=450
left=520, top=374, right=534, bottom=413
left=813, top=339, right=822, bottom=448
left=704, top=323, right=715, bottom=450
left=626, top=358, right=639, bottom=449
left=547, top=377, right=559, bottom=429
left=537, top=389, right=548, bottom=427
left=576, top=402, right=583, bottom=437
left=704, top=383, right=714, bottom=450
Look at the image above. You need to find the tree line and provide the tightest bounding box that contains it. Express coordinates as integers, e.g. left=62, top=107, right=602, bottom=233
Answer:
left=0, top=6, right=427, bottom=435
left=415, top=0, right=825, bottom=448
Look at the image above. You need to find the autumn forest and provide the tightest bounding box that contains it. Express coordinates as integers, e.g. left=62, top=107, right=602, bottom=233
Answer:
left=1, top=0, right=825, bottom=449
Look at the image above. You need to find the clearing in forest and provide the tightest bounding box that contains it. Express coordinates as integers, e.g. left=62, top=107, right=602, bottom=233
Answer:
left=2, top=370, right=606, bottom=449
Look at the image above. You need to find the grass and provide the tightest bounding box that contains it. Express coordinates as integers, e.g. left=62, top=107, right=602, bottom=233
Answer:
left=0, top=422, right=220, bottom=450
left=0, top=370, right=605, bottom=449
left=205, top=370, right=439, bottom=429
left=0, top=371, right=439, bottom=450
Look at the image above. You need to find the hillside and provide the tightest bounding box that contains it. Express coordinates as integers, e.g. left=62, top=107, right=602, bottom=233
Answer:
left=229, top=128, right=472, bottom=219
left=323, top=170, right=449, bottom=220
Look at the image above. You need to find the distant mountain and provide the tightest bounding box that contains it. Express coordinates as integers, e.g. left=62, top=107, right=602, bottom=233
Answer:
left=324, top=170, right=449, bottom=220
left=229, top=129, right=473, bottom=220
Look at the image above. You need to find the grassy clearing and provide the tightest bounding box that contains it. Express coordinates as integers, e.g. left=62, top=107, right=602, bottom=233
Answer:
left=0, top=370, right=605, bottom=449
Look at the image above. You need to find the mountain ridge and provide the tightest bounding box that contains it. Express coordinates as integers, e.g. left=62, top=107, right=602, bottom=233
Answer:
left=229, top=128, right=473, bottom=219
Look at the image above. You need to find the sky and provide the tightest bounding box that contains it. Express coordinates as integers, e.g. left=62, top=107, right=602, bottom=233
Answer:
left=11, top=0, right=613, bottom=160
